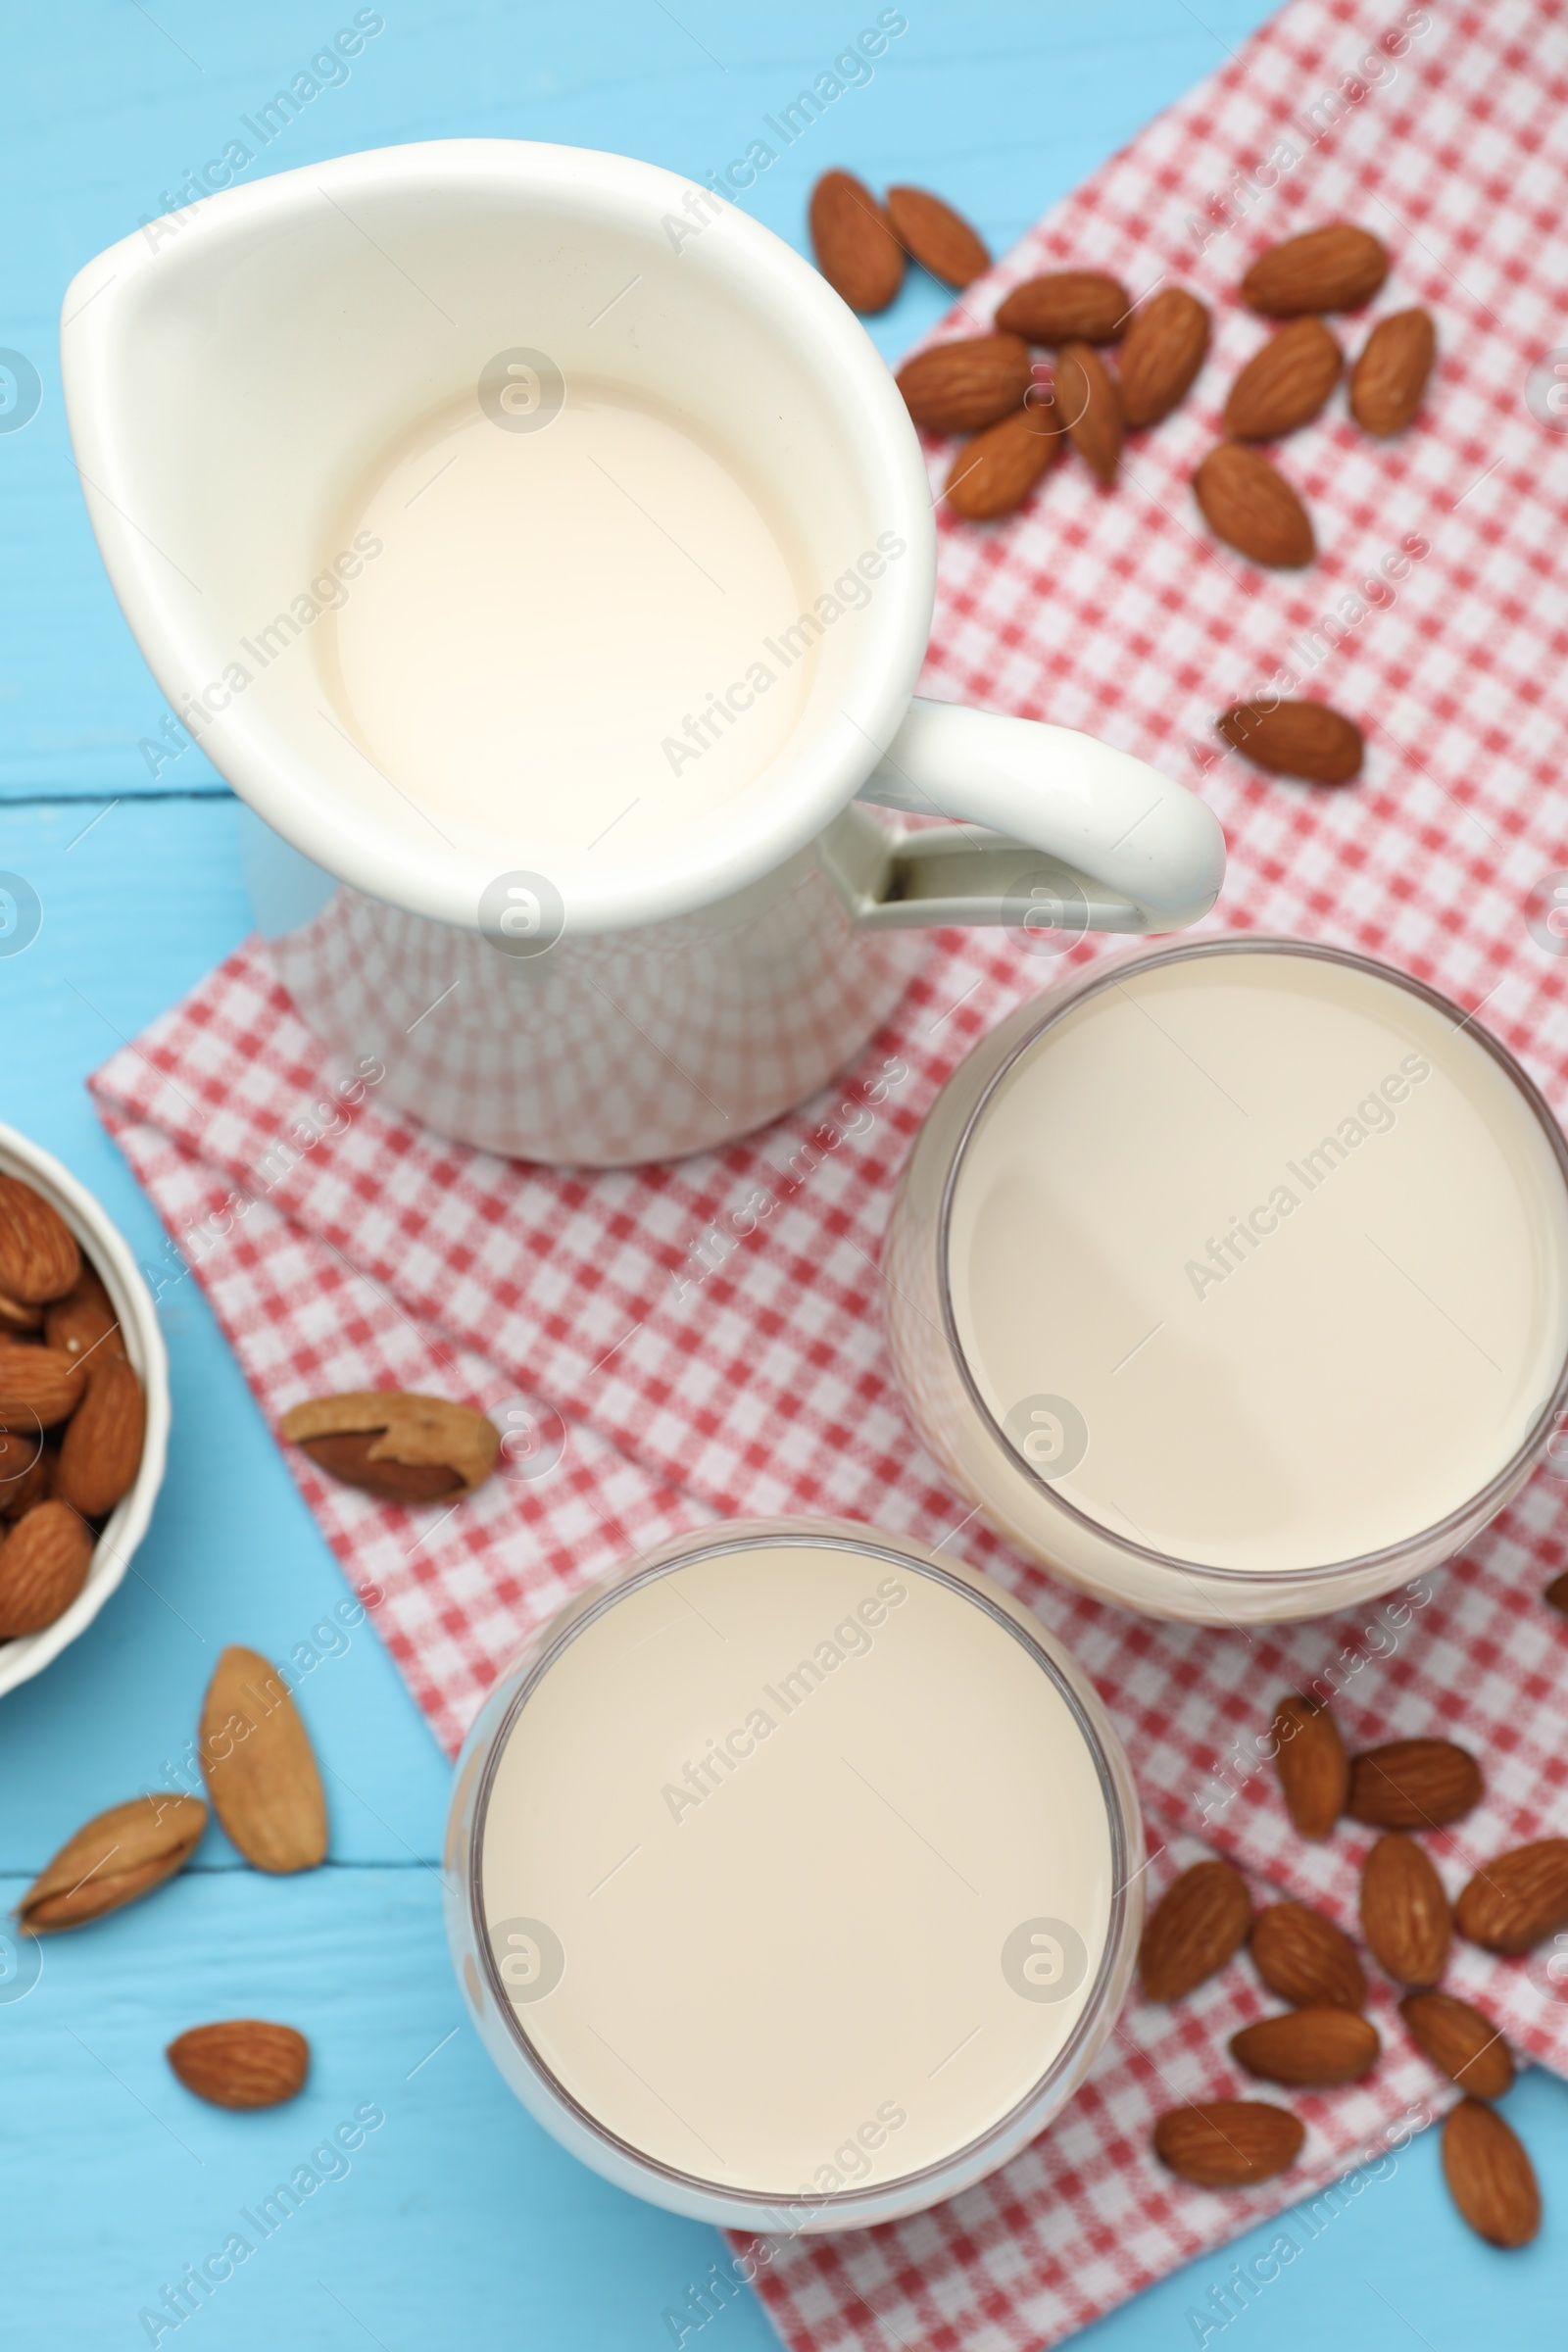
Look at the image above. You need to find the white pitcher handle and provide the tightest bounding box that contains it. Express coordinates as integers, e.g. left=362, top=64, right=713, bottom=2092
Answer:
left=849, top=698, right=1225, bottom=934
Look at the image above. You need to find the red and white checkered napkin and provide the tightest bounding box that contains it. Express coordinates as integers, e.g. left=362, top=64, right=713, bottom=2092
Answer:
left=89, top=0, right=1568, bottom=2341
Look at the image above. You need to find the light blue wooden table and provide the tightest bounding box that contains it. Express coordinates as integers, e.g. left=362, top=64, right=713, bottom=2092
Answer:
left=4, top=4, right=1564, bottom=2343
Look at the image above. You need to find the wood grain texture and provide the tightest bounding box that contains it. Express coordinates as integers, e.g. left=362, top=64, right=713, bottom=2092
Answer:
left=12, top=8, right=1568, bottom=2352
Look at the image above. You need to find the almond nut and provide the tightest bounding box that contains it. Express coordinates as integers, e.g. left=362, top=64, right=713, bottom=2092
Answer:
left=1241, top=223, right=1390, bottom=316
left=1152, top=2099, right=1304, bottom=2187
left=1442, top=2099, right=1540, bottom=2248
left=1250, top=1901, right=1365, bottom=2010
left=0, top=1176, right=80, bottom=1304
left=885, top=185, right=989, bottom=288
left=0, top=1499, right=94, bottom=1636
left=1139, top=1858, right=1250, bottom=2000
left=199, top=1644, right=328, bottom=1874
left=896, top=333, right=1034, bottom=433
left=1271, top=1694, right=1348, bottom=1838
left=1194, top=444, right=1314, bottom=567
left=279, top=1391, right=500, bottom=1502
left=1544, top=1570, right=1568, bottom=1616
left=1057, top=341, right=1123, bottom=483
left=19, top=1791, right=206, bottom=1932
left=167, top=2020, right=310, bottom=2110
left=1218, top=699, right=1364, bottom=784
left=808, top=170, right=904, bottom=313
left=1455, top=1838, right=1568, bottom=1953
left=996, top=270, right=1130, bottom=344
left=944, top=409, right=1059, bottom=519
left=1349, top=307, right=1436, bottom=435
left=1229, top=2006, right=1380, bottom=2086
left=1224, top=317, right=1343, bottom=439
left=0, top=1429, right=49, bottom=1519
left=54, top=1355, right=145, bottom=1517
left=1347, top=1739, right=1482, bottom=1829
left=1360, top=1831, right=1451, bottom=1986
left=1118, top=286, right=1211, bottom=427
left=0, top=1345, right=82, bottom=1432
left=0, top=1291, right=42, bottom=1333
left=44, top=1266, right=125, bottom=1367
left=1400, top=1991, right=1513, bottom=2100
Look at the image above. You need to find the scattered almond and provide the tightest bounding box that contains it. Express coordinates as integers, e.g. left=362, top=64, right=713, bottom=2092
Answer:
left=0, top=1499, right=94, bottom=1636
left=199, top=1644, right=328, bottom=1874
left=896, top=333, right=1034, bottom=433
left=44, top=1267, right=125, bottom=1367
left=279, top=1391, right=499, bottom=1503
left=995, top=270, right=1130, bottom=345
left=1360, top=1832, right=1451, bottom=1986
left=167, top=2020, right=310, bottom=2110
left=1194, top=443, right=1314, bottom=566
left=1455, top=1838, right=1568, bottom=1953
left=945, top=408, right=1059, bottom=519
left=1271, top=1694, right=1348, bottom=1838
left=1401, top=1991, right=1513, bottom=2100
left=1217, top=699, right=1364, bottom=784
left=1229, top=2006, right=1381, bottom=2086
left=1250, top=1901, right=1365, bottom=2010
left=0, top=1345, right=84, bottom=1432
left=808, top=170, right=904, bottom=313
left=1139, top=1858, right=1251, bottom=2001
left=1118, top=286, right=1211, bottom=427
left=1349, top=307, right=1436, bottom=434
left=885, top=185, right=989, bottom=288
left=54, top=1355, right=145, bottom=1517
left=1544, top=1570, right=1568, bottom=1616
left=1347, top=1739, right=1482, bottom=1829
left=1152, top=2099, right=1304, bottom=2187
left=1225, top=317, right=1343, bottom=440
left=0, top=1176, right=80, bottom=1304
left=19, top=1791, right=206, bottom=1932
left=1442, top=2098, right=1541, bottom=2248
left=1056, top=341, right=1123, bottom=483
left=1241, top=223, right=1390, bottom=317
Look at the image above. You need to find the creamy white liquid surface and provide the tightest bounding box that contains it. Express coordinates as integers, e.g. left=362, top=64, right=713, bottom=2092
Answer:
left=479, top=1538, right=1114, bottom=2198
left=324, top=384, right=811, bottom=853
left=949, top=950, right=1568, bottom=1573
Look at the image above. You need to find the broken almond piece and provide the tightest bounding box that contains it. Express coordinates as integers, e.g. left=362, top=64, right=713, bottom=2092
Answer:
left=279, top=1391, right=500, bottom=1501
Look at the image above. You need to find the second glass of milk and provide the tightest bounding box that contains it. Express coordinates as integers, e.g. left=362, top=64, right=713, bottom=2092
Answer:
left=884, top=936, right=1568, bottom=1624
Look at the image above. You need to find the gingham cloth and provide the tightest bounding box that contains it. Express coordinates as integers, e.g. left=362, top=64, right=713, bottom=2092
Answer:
left=90, top=0, right=1568, bottom=2343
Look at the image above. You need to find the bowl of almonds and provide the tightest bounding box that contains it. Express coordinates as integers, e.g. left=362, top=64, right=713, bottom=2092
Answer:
left=0, top=1125, right=167, bottom=1697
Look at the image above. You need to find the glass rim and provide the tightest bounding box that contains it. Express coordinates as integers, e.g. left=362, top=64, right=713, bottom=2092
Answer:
left=466, top=1519, right=1137, bottom=2216
left=936, top=932, right=1568, bottom=1590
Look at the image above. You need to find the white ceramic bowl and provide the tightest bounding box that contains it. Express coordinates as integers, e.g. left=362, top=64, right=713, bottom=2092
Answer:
left=0, top=1124, right=170, bottom=1696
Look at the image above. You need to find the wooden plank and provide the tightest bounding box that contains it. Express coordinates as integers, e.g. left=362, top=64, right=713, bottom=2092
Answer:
left=13, top=12, right=1560, bottom=2351
left=0, top=1864, right=779, bottom=2349
left=0, top=798, right=450, bottom=1869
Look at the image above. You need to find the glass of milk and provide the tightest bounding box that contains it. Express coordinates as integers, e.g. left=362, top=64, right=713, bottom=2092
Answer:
left=444, top=1518, right=1143, bottom=2229
left=884, top=936, right=1568, bottom=1624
